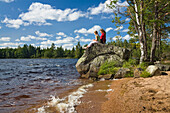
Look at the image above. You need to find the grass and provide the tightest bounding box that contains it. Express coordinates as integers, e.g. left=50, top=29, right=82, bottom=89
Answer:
left=98, top=58, right=153, bottom=78
left=122, top=59, right=138, bottom=77
left=140, top=71, right=152, bottom=78
left=137, top=62, right=150, bottom=70
left=98, top=60, right=121, bottom=75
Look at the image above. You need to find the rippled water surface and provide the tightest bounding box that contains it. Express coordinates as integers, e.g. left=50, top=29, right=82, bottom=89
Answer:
left=0, top=59, right=85, bottom=112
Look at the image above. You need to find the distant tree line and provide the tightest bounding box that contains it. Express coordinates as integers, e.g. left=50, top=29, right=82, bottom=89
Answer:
left=0, top=42, right=83, bottom=59
left=0, top=39, right=169, bottom=60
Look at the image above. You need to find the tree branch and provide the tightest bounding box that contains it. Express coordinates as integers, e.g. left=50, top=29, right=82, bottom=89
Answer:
left=157, top=2, right=169, bottom=13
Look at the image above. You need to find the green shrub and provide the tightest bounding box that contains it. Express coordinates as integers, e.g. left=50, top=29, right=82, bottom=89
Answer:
left=123, top=61, right=131, bottom=68
left=123, top=59, right=138, bottom=69
left=128, top=59, right=138, bottom=65
left=140, top=71, right=152, bottom=78
left=137, top=62, right=149, bottom=70
left=98, top=61, right=121, bottom=75
left=124, top=71, right=134, bottom=77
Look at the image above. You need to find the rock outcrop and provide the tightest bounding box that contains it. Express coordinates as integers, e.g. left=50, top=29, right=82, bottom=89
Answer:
left=146, top=65, right=161, bottom=76
left=76, top=43, right=131, bottom=79
left=155, top=64, right=170, bottom=71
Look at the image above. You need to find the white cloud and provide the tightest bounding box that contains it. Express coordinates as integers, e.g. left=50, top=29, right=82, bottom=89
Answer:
left=0, top=42, right=23, bottom=47
left=1, top=17, right=26, bottom=29
left=19, top=2, right=86, bottom=24
left=101, top=15, right=114, bottom=19
left=122, top=29, right=129, bottom=32
left=88, top=25, right=101, bottom=34
left=114, top=25, right=123, bottom=31
left=122, top=35, right=131, bottom=40
left=125, top=18, right=130, bottom=21
left=0, top=0, right=14, bottom=3
left=56, top=36, right=62, bottom=39
left=0, top=26, right=2, bottom=29
left=1, top=1, right=128, bottom=29
left=15, top=39, right=20, bottom=41
left=0, top=37, right=11, bottom=41
left=41, top=37, right=78, bottom=46
left=106, top=27, right=113, bottom=32
left=88, top=0, right=128, bottom=15
left=112, top=37, right=117, bottom=41
left=75, top=35, right=80, bottom=39
left=74, top=28, right=87, bottom=34
left=35, top=31, right=53, bottom=37
left=62, top=43, right=74, bottom=49
left=56, top=32, right=67, bottom=37
left=112, top=35, right=132, bottom=41
left=87, top=0, right=113, bottom=15
left=79, top=37, right=92, bottom=42
left=112, top=36, right=121, bottom=41
left=20, top=35, right=47, bottom=41
left=2, top=2, right=87, bottom=28
left=74, top=25, right=101, bottom=35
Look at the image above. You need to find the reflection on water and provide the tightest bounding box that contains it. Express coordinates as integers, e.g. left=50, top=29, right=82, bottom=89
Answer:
left=0, top=59, right=84, bottom=112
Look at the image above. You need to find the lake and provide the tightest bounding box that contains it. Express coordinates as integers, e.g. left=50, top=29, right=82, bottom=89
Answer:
left=0, top=59, right=88, bottom=112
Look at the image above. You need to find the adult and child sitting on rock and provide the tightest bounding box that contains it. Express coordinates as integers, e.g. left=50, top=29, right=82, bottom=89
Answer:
left=83, top=29, right=106, bottom=49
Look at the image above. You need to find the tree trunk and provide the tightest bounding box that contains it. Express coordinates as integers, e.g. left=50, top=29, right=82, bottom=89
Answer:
left=157, top=28, right=161, bottom=60
left=150, top=0, right=158, bottom=62
left=140, top=0, right=148, bottom=61
left=134, top=0, right=145, bottom=64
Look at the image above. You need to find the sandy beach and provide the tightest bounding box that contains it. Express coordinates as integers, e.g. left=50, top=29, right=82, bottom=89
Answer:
left=76, top=71, right=170, bottom=113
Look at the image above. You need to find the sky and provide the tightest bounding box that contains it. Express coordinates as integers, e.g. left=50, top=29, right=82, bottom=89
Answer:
left=0, top=0, right=131, bottom=49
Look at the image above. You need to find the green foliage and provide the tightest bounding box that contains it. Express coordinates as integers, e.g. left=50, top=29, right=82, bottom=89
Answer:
left=122, top=59, right=138, bottom=78
left=125, top=72, right=134, bottom=78
left=107, top=0, right=170, bottom=63
left=98, top=61, right=121, bottom=75
left=123, top=59, right=138, bottom=68
left=44, top=50, right=53, bottom=58
left=75, top=42, right=83, bottom=58
left=137, top=62, right=149, bottom=70
left=140, top=71, right=152, bottom=78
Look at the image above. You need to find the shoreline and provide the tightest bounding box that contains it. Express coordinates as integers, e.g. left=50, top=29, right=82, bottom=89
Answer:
left=20, top=79, right=92, bottom=113
left=12, top=72, right=170, bottom=113
left=76, top=71, right=170, bottom=113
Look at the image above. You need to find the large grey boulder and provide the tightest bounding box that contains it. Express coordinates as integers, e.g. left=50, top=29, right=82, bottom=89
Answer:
left=155, top=64, right=170, bottom=71
left=146, top=65, right=161, bottom=76
left=76, top=43, right=131, bottom=79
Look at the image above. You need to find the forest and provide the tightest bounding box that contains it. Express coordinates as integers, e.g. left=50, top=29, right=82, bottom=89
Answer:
left=0, top=42, right=83, bottom=59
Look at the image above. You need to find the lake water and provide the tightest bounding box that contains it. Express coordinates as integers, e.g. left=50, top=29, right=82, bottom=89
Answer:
left=0, top=59, right=88, bottom=112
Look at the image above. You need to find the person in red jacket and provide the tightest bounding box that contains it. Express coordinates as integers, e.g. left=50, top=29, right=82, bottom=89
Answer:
left=100, top=29, right=106, bottom=44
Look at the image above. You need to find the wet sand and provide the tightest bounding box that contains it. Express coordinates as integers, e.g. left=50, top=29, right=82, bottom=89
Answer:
left=76, top=72, right=170, bottom=113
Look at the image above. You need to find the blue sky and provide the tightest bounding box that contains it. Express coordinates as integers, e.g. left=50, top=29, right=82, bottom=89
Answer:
left=0, top=0, right=130, bottom=49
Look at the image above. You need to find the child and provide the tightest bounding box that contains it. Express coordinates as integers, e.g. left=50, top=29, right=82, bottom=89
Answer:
left=83, top=31, right=100, bottom=49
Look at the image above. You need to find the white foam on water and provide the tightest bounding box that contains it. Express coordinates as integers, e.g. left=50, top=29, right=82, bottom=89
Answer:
left=112, top=78, right=119, bottom=80
left=37, top=106, right=46, bottom=113
left=37, top=84, right=93, bottom=113
left=96, top=89, right=114, bottom=92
